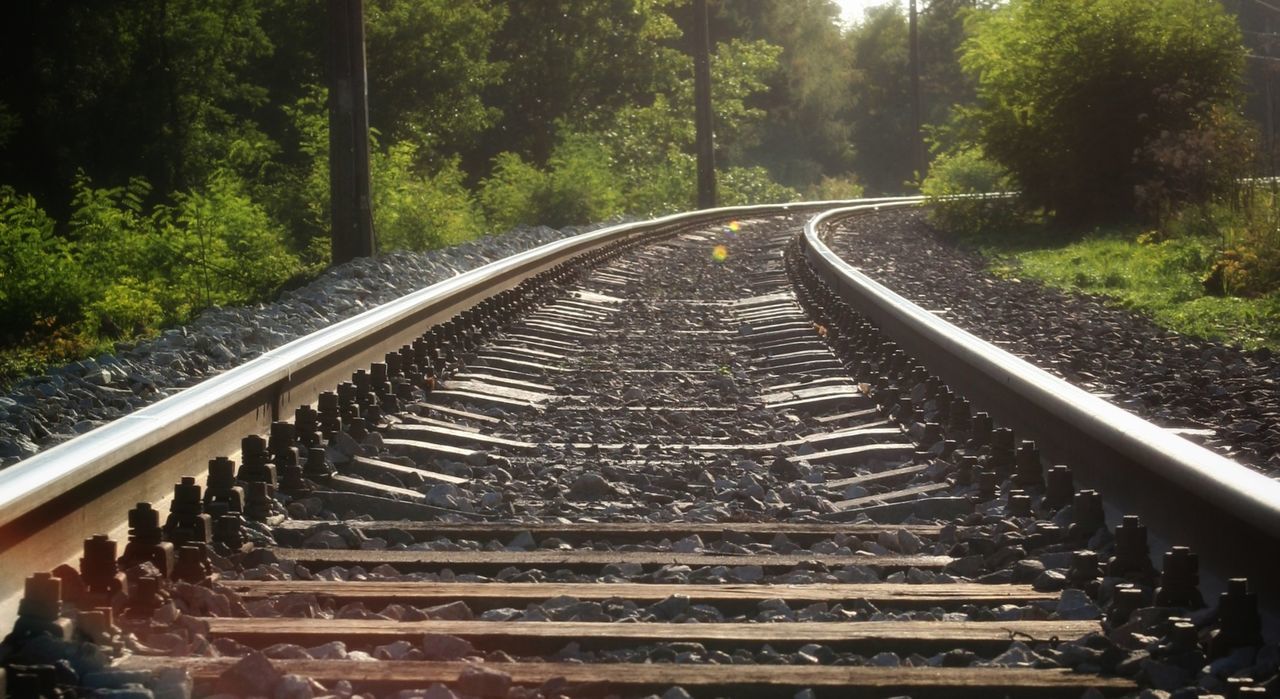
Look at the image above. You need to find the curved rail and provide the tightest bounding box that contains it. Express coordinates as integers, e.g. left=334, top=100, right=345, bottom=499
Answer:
left=802, top=202, right=1280, bottom=603
left=0, top=197, right=913, bottom=627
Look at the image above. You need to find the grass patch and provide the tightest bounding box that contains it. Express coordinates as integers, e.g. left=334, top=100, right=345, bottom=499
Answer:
left=963, top=224, right=1280, bottom=351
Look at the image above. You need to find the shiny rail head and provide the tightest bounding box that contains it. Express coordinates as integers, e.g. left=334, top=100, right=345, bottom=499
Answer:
left=801, top=202, right=1280, bottom=541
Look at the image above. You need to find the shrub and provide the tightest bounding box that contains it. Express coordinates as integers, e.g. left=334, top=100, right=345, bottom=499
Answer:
left=804, top=175, right=865, bottom=202
left=920, top=146, right=1023, bottom=236
left=84, top=278, right=164, bottom=338
left=962, top=0, right=1245, bottom=223
left=373, top=143, right=484, bottom=251
left=0, top=187, right=88, bottom=342
left=718, top=166, right=800, bottom=207
left=538, top=134, right=623, bottom=227
left=478, top=152, right=547, bottom=231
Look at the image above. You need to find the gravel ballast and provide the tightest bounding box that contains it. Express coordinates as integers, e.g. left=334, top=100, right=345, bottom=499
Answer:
left=0, top=224, right=601, bottom=469
left=828, top=209, right=1280, bottom=478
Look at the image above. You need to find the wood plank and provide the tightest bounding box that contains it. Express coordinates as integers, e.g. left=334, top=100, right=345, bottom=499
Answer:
left=348, top=456, right=468, bottom=486
left=226, top=580, right=1057, bottom=609
left=425, top=390, right=536, bottom=410
left=270, top=548, right=953, bottom=573
left=272, top=520, right=945, bottom=545
left=801, top=442, right=916, bottom=466
left=116, top=658, right=1135, bottom=697
left=835, top=483, right=952, bottom=511
left=438, top=380, right=550, bottom=403
left=382, top=438, right=481, bottom=462
left=827, top=464, right=932, bottom=490
left=386, top=423, right=536, bottom=451
left=198, top=618, right=1101, bottom=654
left=449, top=372, right=555, bottom=393
left=328, top=474, right=425, bottom=502
left=471, top=354, right=566, bottom=374
left=411, top=403, right=501, bottom=425
left=787, top=426, right=902, bottom=451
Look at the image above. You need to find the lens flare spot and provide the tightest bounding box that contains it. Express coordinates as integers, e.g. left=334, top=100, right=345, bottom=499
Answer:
left=727, top=220, right=741, bottom=232
left=712, top=244, right=729, bottom=262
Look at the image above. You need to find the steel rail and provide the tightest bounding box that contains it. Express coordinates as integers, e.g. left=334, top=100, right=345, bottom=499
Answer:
left=0, top=197, right=916, bottom=628
left=803, top=202, right=1280, bottom=605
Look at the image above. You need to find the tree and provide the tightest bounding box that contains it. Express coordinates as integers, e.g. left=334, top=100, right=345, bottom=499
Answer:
left=961, top=0, right=1247, bottom=223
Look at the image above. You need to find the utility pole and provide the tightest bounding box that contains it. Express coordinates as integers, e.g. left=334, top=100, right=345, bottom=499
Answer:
left=328, top=0, right=376, bottom=263
left=692, top=0, right=717, bottom=209
left=908, top=0, right=926, bottom=183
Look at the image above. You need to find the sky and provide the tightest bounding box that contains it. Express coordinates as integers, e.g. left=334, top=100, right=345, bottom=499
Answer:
left=833, top=0, right=896, bottom=26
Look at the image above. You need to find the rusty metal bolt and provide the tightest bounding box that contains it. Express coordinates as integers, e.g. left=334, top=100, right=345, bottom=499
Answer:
left=346, top=416, right=368, bottom=443
left=1107, top=515, right=1155, bottom=584
left=1108, top=584, right=1144, bottom=626
left=1155, top=546, right=1203, bottom=609
left=968, top=412, right=993, bottom=449
left=1007, top=491, right=1033, bottom=517
left=213, top=513, right=245, bottom=551
left=79, top=535, right=122, bottom=598
left=317, top=391, right=341, bottom=436
left=206, top=457, right=244, bottom=514
left=336, top=381, right=358, bottom=406
left=19, top=572, right=62, bottom=621
left=305, top=446, right=333, bottom=481
left=1067, top=550, right=1101, bottom=596
left=1208, top=578, right=1262, bottom=658
left=164, top=477, right=212, bottom=546
left=120, top=502, right=175, bottom=577
left=987, top=428, right=1015, bottom=476
left=244, top=481, right=273, bottom=522
left=238, top=435, right=277, bottom=491
left=954, top=455, right=977, bottom=486
left=123, top=575, right=166, bottom=619
left=352, top=368, right=371, bottom=394
left=977, top=469, right=999, bottom=500
left=1068, top=490, right=1105, bottom=542
left=1014, top=440, right=1043, bottom=487
left=947, top=397, right=971, bottom=432
left=174, top=544, right=211, bottom=583
left=1043, top=465, right=1074, bottom=511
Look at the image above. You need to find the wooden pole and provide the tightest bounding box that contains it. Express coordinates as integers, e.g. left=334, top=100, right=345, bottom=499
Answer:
left=328, top=0, right=376, bottom=263
left=908, top=0, right=925, bottom=183
left=693, top=0, right=717, bottom=209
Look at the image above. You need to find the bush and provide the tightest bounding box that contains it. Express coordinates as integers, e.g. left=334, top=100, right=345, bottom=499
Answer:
left=920, top=147, right=1023, bottom=236
left=0, top=187, right=88, bottom=342
left=718, top=166, right=800, bottom=207
left=373, top=143, right=484, bottom=251
left=962, top=0, right=1245, bottom=223
left=538, top=134, right=623, bottom=227
left=804, top=175, right=865, bottom=202
left=479, top=134, right=622, bottom=230
left=478, top=152, right=547, bottom=231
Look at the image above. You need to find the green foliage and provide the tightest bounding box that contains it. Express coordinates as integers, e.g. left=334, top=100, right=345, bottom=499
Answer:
left=979, top=224, right=1280, bottom=350
left=718, top=167, right=801, bottom=207
left=364, top=0, right=505, bottom=153
left=539, top=134, right=623, bottom=227
left=373, top=144, right=484, bottom=251
left=921, top=146, right=1024, bottom=236
left=0, top=187, right=87, bottom=342
left=478, top=134, right=622, bottom=230
left=804, top=175, right=865, bottom=202
left=961, top=0, right=1246, bottom=223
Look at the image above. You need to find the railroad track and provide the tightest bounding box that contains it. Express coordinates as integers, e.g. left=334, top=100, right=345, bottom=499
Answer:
left=1, top=201, right=1277, bottom=698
